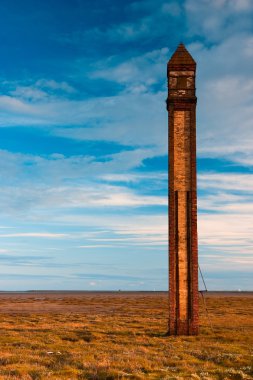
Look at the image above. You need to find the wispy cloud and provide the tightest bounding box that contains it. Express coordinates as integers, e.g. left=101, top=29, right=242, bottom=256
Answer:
left=185, top=0, right=253, bottom=42
left=197, top=171, right=253, bottom=276
left=91, top=47, right=169, bottom=93
left=0, top=232, right=67, bottom=239
left=59, top=1, right=182, bottom=46
left=199, top=173, right=253, bottom=192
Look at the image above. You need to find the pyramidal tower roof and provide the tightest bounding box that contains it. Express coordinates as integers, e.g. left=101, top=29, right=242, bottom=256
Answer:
left=168, top=43, right=196, bottom=69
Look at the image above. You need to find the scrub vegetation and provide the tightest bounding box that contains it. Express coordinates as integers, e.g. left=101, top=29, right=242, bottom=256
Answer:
left=0, top=292, right=251, bottom=379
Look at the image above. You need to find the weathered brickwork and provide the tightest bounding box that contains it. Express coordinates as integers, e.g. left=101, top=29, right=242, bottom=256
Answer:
left=174, top=111, right=191, bottom=191
left=167, top=44, right=199, bottom=335
left=174, top=111, right=191, bottom=321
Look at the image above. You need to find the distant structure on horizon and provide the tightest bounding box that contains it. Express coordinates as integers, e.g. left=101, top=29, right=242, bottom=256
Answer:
left=167, top=43, right=199, bottom=335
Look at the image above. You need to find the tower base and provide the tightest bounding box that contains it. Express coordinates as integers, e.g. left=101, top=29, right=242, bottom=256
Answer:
left=168, top=320, right=199, bottom=335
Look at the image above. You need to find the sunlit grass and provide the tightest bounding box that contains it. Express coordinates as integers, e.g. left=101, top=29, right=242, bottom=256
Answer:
left=0, top=293, right=251, bottom=379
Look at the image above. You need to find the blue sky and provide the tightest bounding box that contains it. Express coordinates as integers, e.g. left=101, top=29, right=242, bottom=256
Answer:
left=0, top=0, right=252, bottom=290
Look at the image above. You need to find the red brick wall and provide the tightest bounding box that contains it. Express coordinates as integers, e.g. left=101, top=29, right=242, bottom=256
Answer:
left=167, top=62, right=198, bottom=335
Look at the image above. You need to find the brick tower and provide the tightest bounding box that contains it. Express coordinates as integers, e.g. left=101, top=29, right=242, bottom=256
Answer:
left=167, top=43, right=198, bottom=335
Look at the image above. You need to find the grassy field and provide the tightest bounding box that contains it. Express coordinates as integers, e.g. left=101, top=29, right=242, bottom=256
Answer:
left=0, top=292, right=251, bottom=379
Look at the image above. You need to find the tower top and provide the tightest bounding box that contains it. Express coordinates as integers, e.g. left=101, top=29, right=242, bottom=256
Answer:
left=168, top=43, right=196, bottom=71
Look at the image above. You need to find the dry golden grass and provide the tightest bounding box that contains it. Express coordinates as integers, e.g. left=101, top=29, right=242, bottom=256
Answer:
left=0, top=292, right=251, bottom=379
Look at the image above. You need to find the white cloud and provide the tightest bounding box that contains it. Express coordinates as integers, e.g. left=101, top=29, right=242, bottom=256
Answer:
left=78, top=245, right=118, bottom=248
left=103, top=1, right=182, bottom=42
left=0, top=95, right=37, bottom=115
left=0, top=149, right=167, bottom=218
left=91, top=47, right=169, bottom=93
left=0, top=232, right=67, bottom=239
left=5, top=78, right=76, bottom=104
left=100, top=172, right=167, bottom=183
left=0, top=183, right=166, bottom=216
left=35, top=79, right=76, bottom=93
left=90, top=189, right=166, bottom=207
left=57, top=1, right=181, bottom=47
left=196, top=171, right=253, bottom=273
left=185, top=0, right=253, bottom=42
left=10, top=86, right=48, bottom=101
left=184, top=35, right=253, bottom=163
left=0, top=88, right=167, bottom=159
left=199, top=212, right=253, bottom=252
left=54, top=92, right=167, bottom=153
left=41, top=212, right=168, bottom=242
left=198, top=173, right=253, bottom=192
left=0, top=148, right=164, bottom=186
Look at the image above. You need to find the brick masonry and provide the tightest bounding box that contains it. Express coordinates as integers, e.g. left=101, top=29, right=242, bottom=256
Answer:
left=167, top=44, right=199, bottom=335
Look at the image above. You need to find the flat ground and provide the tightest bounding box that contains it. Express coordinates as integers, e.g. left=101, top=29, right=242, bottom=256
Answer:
left=0, top=292, right=251, bottom=380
